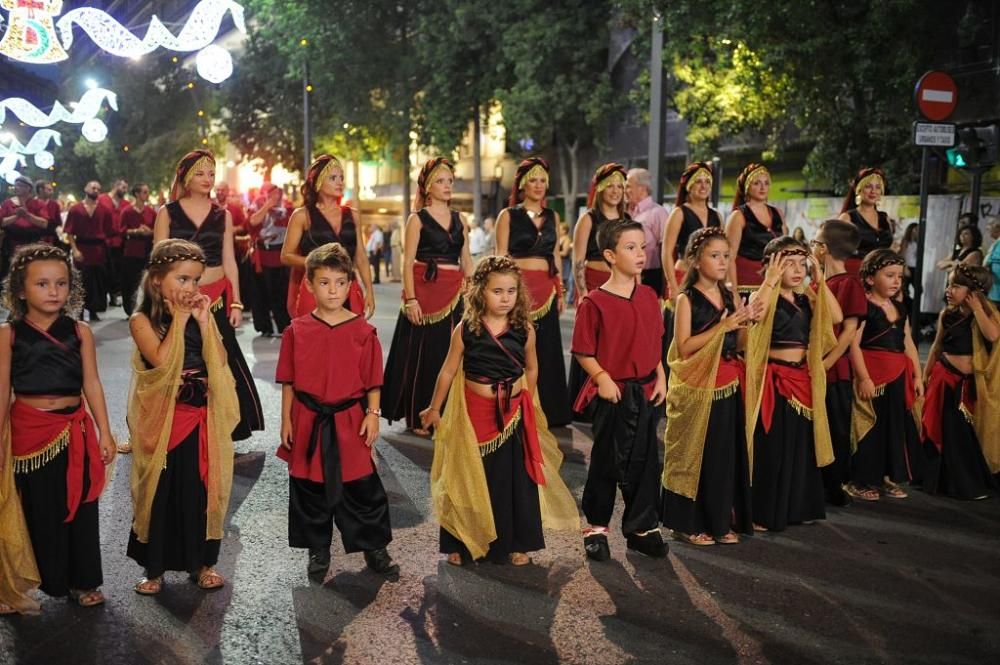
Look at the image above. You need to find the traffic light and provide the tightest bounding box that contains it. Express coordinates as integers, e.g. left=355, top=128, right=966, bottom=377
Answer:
left=947, top=124, right=999, bottom=170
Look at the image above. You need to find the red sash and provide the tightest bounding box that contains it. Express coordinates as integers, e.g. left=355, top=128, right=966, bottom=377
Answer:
left=465, top=388, right=545, bottom=485
left=10, top=401, right=104, bottom=522
left=168, top=403, right=209, bottom=484
left=861, top=349, right=914, bottom=408
left=200, top=276, right=231, bottom=309
left=760, top=361, right=812, bottom=433
left=410, top=262, right=463, bottom=316
left=522, top=268, right=558, bottom=311
left=921, top=360, right=974, bottom=452
left=735, top=256, right=763, bottom=288
left=716, top=356, right=745, bottom=390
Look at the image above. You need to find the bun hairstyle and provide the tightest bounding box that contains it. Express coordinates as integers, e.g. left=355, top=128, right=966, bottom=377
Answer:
left=305, top=242, right=354, bottom=281
left=2, top=243, right=83, bottom=321
left=950, top=263, right=992, bottom=294
left=858, top=248, right=905, bottom=290
left=817, top=219, right=861, bottom=260
left=680, top=227, right=730, bottom=292
left=463, top=255, right=531, bottom=335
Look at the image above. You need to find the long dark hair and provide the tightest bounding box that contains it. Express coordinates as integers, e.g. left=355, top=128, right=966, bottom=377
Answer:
left=679, top=227, right=730, bottom=292
left=301, top=154, right=344, bottom=208
left=732, top=162, right=768, bottom=208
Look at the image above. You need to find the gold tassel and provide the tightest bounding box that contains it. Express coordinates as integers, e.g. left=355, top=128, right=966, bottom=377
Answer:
left=737, top=285, right=759, bottom=296
left=399, top=290, right=463, bottom=326
left=959, top=402, right=975, bottom=425
left=788, top=397, right=814, bottom=421
left=208, top=296, right=225, bottom=314
left=12, top=426, right=71, bottom=474
left=529, top=292, right=555, bottom=321
left=872, top=383, right=887, bottom=398
left=477, top=407, right=522, bottom=457
left=712, top=379, right=740, bottom=402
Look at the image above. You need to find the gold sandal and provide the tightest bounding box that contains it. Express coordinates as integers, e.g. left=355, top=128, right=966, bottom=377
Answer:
left=194, top=568, right=225, bottom=590
left=508, top=552, right=531, bottom=566
left=69, top=588, right=105, bottom=607
left=134, top=577, right=162, bottom=595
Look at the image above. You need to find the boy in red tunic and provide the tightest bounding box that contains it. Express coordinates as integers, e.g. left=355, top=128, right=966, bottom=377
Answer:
left=572, top=219, right=668, bottom=561
left=276, top=242, right=398, bottom=578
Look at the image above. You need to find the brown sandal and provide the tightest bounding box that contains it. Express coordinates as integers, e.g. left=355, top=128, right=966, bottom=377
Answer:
left=675, top=532, right=715, bottom=546
left=752, top=523, right=769, bottom=532
left=0, top=602, right=16, bottom=615
left=116, top=440, right=132, bottom=454
left=134, top=577, right=162, bottom=595
left=508, top=552, right=531, bottom=566
left=844, top=483, right=880, bottom=501
left=717, top=532, right=740, bottom=544
left=194, top=568, right=225, bottom=590
left=882, top=481, right=908, bottom=499
left=69, top=588, right=105, bottom=607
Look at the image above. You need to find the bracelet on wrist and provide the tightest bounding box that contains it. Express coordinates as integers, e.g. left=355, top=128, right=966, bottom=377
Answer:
left=592, top=370, right=608, bottom=382
left=229, top=302, right=244, bottom=310
left=365, top=407, right=382, bottom=416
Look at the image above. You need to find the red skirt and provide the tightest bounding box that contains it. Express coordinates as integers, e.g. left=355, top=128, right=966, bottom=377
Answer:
left=862, top=349, right=915, bottom=408
left=716, top=357, right=745, bottom=390
left=522, top=269, right=558, bottom=318
left=921, top=359, right=974, bottom=452
left=735, top=256, right=763, bottom=291
left=410, top=262, right=464, bottom=320
left=465, top=388, right=545, bottom=485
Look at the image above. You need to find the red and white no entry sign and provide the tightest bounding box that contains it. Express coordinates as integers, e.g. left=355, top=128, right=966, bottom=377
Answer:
left=915, top=71, right=958, bottom=121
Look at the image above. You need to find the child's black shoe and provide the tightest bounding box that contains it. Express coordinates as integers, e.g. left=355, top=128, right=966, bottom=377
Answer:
left=308, top=547, right=330, bottom=578
left=364, top=548, right=400, bottom=576
left=584, top=533, right=611, bottom=561
left=626, top=529, right=668, bottom=558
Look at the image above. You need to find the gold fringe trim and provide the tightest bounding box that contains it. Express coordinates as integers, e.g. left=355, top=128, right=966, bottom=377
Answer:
left=477, top=407, right=522, bottom=457
left=872, top=383, right=887, bottom=398
left=788, top=397, right=814, bottom=421
left=662, top=298, right=674, bottom=312
left=529, top=291, right=555, bottom=321
left=959, top=402, right=975, bottom=425
left=208, top=295, right=225, bottom=314
left=11, top=426, right=71, bottom=474
left=737, top=285, right=759, bottom=295
left=400, top=289, right=463, bottom=326
left=712, top=379, right=740, bottom=402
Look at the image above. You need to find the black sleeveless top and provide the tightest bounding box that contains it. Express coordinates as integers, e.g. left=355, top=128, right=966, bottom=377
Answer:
left=11, top=316, right=83, bottom=396
left=941, top=309, right=973, bottom=355
left=139, top=318, right=208, bottom=404
left=860, top=299, right=906, bottom=352
left=300, top=205, right=357, bottom=258
left=462, top=323, right=527, bottom=384
left=687, top=286, right=738, bottom=358
left=508, top=206, right=557, bottom=276
left=585, top=208, right=630, bottom=261
left=415, top=209, right=464, bottom=264
left=847, top=209, right=893, bottom=259
left=737, top=204, right=784, bottom=261
left=771, top=293, right=811, bottom=348
left=167, top=201, right=226, bottom=267
left=675, top=205, right=722, bottom=260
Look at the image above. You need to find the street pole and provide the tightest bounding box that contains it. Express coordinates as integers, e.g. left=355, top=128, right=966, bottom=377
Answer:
left=647, top=11, right=665, bottom=202
left=711, top=156, right=722, bottom=209
left=912, top=147, right=931, bottom=336
left=303, top=59, right=312, bottom=177
left=473, top=104, right=482, bottom=224
left=970, top=168, right=984, bottom=219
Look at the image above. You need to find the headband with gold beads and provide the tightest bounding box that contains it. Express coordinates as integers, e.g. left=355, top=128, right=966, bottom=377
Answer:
left=854, top=173, right=885, bottom=205
left=314, top=157, right=343, bottom=190
left=423, top=162, right=453, bottom=194
left=518, top=164, right=549, bottom=190
left=182, top=155, right=215, bottom=187
left=595, top=170, right=625, bottom=195
left=685, top=167, right=713, bottom=191
left=742, top=165, right=769, bottom=189
left=149, top=251, right=207, bottom=267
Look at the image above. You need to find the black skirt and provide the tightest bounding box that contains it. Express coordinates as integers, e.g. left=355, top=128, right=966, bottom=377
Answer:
left=752, top=392, right=826, bottom=531
left=440, top=423, right=545, bottom=562
left=383, top=303, right=463, bottom=429
left=532, top=304, right=571, bottom=427
left=661, top=391, right=752, bottom=538
left=923, top=381, right=996, bottom=500
left=852, top=374, right=923, bottom=488
left=127, top=425, right=221, bottom=578
left=822, top=380, right=854, bottom=496
left=212, top=301, right=264, bottom=441
left=15, top=445, right=103, bottom=597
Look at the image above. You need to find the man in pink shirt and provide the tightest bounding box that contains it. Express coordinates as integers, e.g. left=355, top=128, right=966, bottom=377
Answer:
left=627, top=168, right=669, bottom=297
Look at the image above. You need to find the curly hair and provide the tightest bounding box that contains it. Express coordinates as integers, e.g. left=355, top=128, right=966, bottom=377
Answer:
left=859, top=248, right=905, bottom=291
left=950, top=263, right=992, bottom=294
left=137, top=239, right=207, bottom=336
left=680, top=227, right=730, bottom=292
left=2, top=244, right=84, bottom=321
left=305, top=242, right=354, bottom=281
left=462, top=255, right=532, bottom=336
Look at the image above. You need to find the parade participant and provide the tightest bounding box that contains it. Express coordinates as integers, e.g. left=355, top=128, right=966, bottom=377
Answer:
left=661, top=228, right=755, bottom=546
left=662, top=162, right=723, bottom=302
left=421, top=255, right=577, bottom=565
left=838, top=168, right=895, bottom=276
left=98, top=178, right=130, bottom=307
left=494, top=157, right=571, bottom=427
left=32, top=180, right=62, bottom=245
left=627, top=168, right=668, bottom=295
left=383, top=158, right=473, bottom=435
left=64, top=181, right=114, bottom=321
left=126, top=240, right=238, bottom=594
left=725, top=162, right=786, bottom=294
left=810, top=220, right=867, bottom=506
left=154, top=150, right=263, bottom=441
left=120, top=183, right=155, bottom=316
left=215, top=183, right=253, bottom=318
left=1, top=177, right=52, bottom=262
left=0, top=244, right=115, bottom=608
left=744, top=238, right=841, bottom=531
left=248, top=183, right=293, bottom=336
left=572, top=219, right=668, bottom=561
left=921, top=265, right=1000, bottom=499
left=281, top=155, right=374, bottom=319
left=936, top=224, right=984, bottom=271
left=276, top=243, right=398, bottom=577
left=847, top=249, right=923, bottom=500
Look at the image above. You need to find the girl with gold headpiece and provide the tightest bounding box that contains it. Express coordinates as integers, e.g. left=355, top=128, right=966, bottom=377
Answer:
left=725, top=162, right=786, bottom=294
left=846, top=249, right=923, bottom=501
left=281, top=155, right=375, bottom=319
left=837, top=168, right=895, bottom=276
left=154, top=150, right=263, bottom=441
left=126, top=239, right=238, bottom=595
left=420, top=256, right=577, bottom=566
left=661, top=228, right=757, bottom=546
left=0, top=244, right=115, bottom=612
left=744, top=237, right=841, bottom=531
left=494, top=158, right=571, bottom=427
left=382, top=158, right=474, bottom=435
left=662, top=162, right=723, bottom=303
left=921, top=265, right=1000, bottom=499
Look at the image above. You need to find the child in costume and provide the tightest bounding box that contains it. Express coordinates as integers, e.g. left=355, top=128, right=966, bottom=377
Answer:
left=421, top=255, right=577, bottom=566
left=277, top=243, right=398, bottom=577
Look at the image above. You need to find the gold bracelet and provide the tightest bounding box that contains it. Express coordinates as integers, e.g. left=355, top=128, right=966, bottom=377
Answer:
left=592, top=370, right=608, bottom=382
left=229, top=302, right=244, bottom=310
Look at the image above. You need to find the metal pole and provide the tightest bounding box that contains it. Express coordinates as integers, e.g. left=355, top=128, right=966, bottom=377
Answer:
left=303, top=60, right=312, bottom=176
left=970, top=169, right=983, bottom=219
left=473, top=104, right=482, bottom=224
left=647, top=12, right=665, bottom=202
left=912, top=147, right=931, bottom=336
left=711, top=156, right=722, bottom=209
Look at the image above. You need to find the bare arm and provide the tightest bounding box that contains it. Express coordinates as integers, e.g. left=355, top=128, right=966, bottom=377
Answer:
left=153, top=206, right=171, bottom=244
left=78, top=324, right=115, bottom=464
left=222, top=212, right=242, bottom=325
left=459, top=214, right=474, bottom=277
left=661, top=207, right=684, bottom=298
left=352, top=208, right=376, bottom=319
left=0, top=326, right=11, bottom=469
left=923, top=311, right=946, bottom=379
left=724, top=208, right=745, bottom=290
left=130, top=311, right=185, bottom=368
left=903, top=319, right=924, bottom=396
left=524, top=326, right=538, bottom=394
left=280, top=208, right=308, bottom=268
left=572, top=213, right=593, bottom=297
left=494, top=209, right=511, bottom=255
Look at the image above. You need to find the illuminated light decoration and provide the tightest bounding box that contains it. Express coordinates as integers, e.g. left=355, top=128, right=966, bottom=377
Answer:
left=1, top=152, right=26, bottom=184
left=0, top=127, right=62, bottom=159
left=0, top=88, right=117, bottom=128
left=81, top=118, right=108, bottom=143
left=0, top=0, right=69, bottom=63
left=195, top=44, right=232, bottom=83
left=34, top=150, right=53, bottom=169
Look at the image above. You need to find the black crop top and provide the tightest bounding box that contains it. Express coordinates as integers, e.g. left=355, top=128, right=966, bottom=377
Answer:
left=584, top=208, right=630, bottom=261
left=860, top=299, right=906, bottom=352
left=675, top=205, right=722, bottom=260
left=508, top=207, right=556, bottom=258
left=847, top=209, right=893, bottom=259
left=463, top=323, right=527, bottom=383
left=11, top=316, right=83, bottom=396
left=415, top=209, right=464, bottom=264
left=687, top=286, right=738, bottom=358
left=941, top=309, right=973, bottom=355
left=300, top=205, right=357, bottom=258
left=771, top=293, right=811, bottom=348
left=737, top=204, right=784, bottom=261
left=167, top=201, right=226, bottom=267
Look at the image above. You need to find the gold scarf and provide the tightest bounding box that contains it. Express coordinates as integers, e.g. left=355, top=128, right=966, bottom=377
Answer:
left=0, top=420, right=41, bottom=614
left=127, top=316, right=239, bottom=543
left=972, top=303, right=1000, bottom=473
left=430, top=368, right=578, bottom=559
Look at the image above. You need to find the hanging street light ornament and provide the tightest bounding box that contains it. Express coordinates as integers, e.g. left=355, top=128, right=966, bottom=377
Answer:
left=1, top=153, right=26, bottom=185
left=0, top=0, right=70, bottom=63
left=80, top=117, right=108, bottom=143
left=0, top=128, right=62, bottom=162
left=0, top=88, right=118, bottom=128
left=195, top=43, right=232, bottom=84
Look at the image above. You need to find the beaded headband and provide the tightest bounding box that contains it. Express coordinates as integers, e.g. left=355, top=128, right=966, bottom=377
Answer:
left=518, top=164, right=549, bottom=190
left=685, top=167, right=713, bottom=191
left=859, top=251, right=904, bottom=281
left=314, top=156, right=343, bottom=190
left=472, top=255, right=521, bottom=285
left=11, top=246, right=70, bottom=270
left=952, top=263, right=988, bottom=293
left=740, top=164, right=769, bottom=191
left=182, top=155, right=215, bottom=187
left=149, top=251, right=207, bottom=267
left=685, top=227, right=728, bottom=260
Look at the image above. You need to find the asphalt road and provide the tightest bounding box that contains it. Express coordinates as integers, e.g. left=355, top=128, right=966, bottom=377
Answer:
left=1, top=281, right=998, bottom=665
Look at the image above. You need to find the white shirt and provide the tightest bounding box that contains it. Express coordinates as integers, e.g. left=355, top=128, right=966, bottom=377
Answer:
left=469, top=227, right=486, bottom=255
left=366, top=227, right=384, bottom=253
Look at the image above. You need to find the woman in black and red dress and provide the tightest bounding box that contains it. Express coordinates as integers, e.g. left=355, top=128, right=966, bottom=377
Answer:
left=494, top=157, right=570, bottom=427
left=383, top=158, right=473, bottom=434
left=281, top=154, right=375, bottom=318
left=838, top=168, right=894, bottom=277
left=153, top=150, right=263, bottom=441
left=725, top=162, right=786, bottom=294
